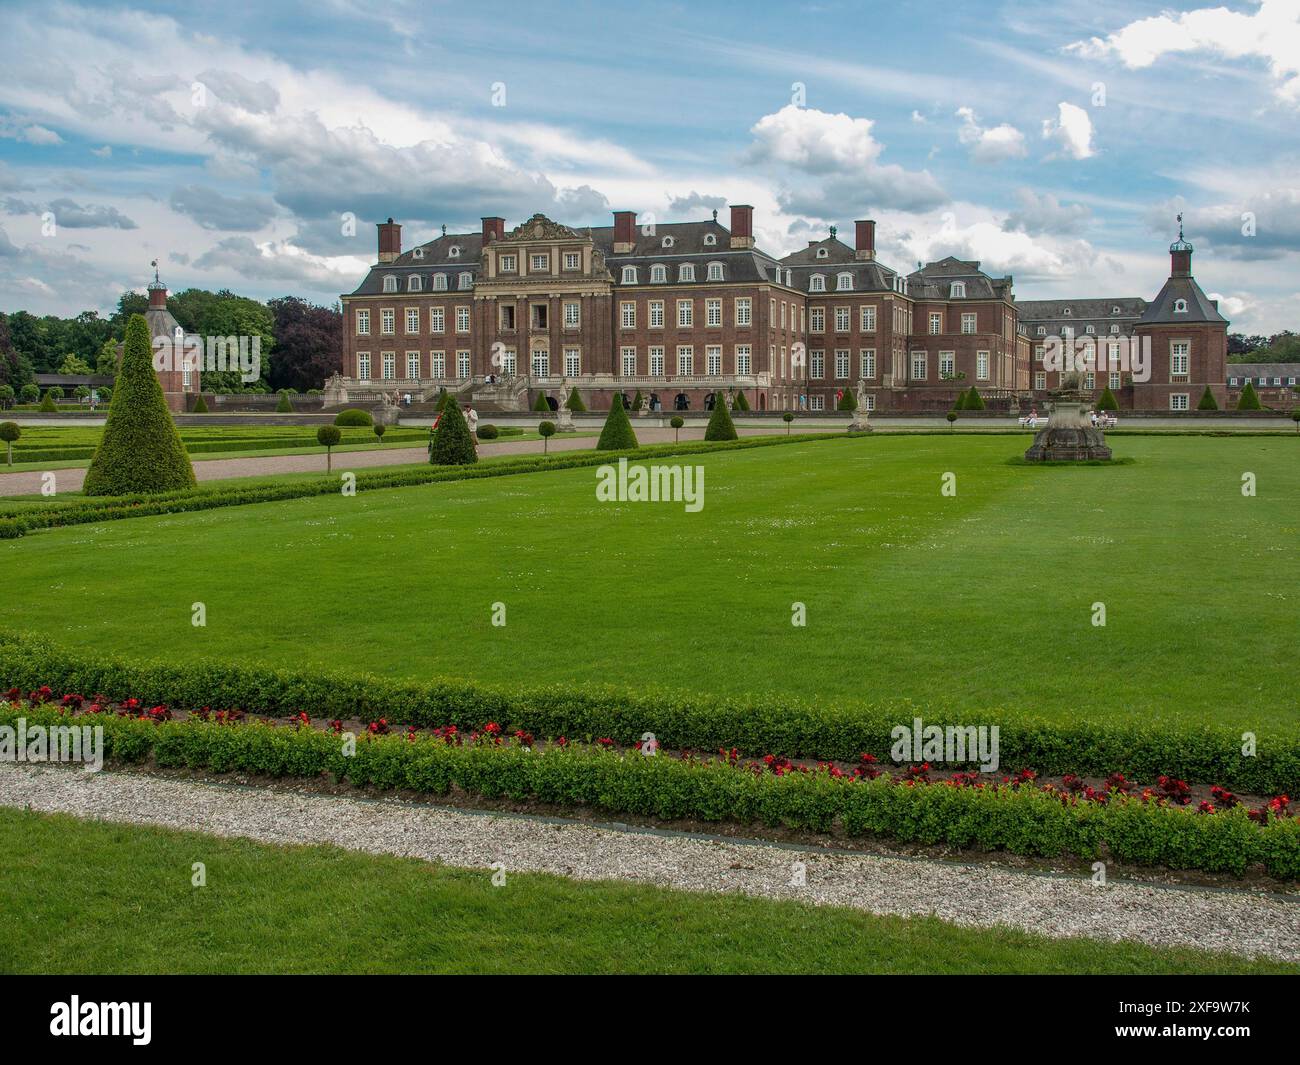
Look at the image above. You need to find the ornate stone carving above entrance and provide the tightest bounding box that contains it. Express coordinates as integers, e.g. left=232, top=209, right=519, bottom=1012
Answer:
left=504, top=213, right=581, bottom=242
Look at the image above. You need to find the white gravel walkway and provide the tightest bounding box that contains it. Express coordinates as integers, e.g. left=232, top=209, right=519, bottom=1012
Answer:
left=2, top=762, right=1296, bottom=962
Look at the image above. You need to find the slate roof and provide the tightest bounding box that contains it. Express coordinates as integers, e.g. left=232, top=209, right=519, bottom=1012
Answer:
left=1225, top=363, right=1299, bottom=380
left=1016, top=298, right=1146, bottom=321
left=905, top=257, right=1013, bottom=301
left=349, top=231, right=483, bottom=296
left=1138, top=276, right=1228, bottom=325
left=776, top=237, right=901, bottom=293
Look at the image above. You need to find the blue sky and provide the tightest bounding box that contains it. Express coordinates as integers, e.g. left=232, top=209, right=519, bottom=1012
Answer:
left=0, top=0, right=1296, bottom=330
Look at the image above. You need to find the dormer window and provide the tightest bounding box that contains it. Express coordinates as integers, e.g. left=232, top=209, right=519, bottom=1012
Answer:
left=678, top=263, right=695, bottom=281
left=1085, top=324, right=1095, bottom=334
left=621, top=266, right=638, bottom=284
left=662, top=235, right=675, bottom=248
left=837, top=273, right=853, bottom=291
left=1173, top=298, right=1188, bottom=313
left=703, top=233, right=717, bottom=246
left=413, top=248, right=425, bottom=260
left=950, top=281, right=965, bottom=298
left=449, top=246, right=461, bottom=258
left=707, top=262, right=724, bottom=282
left=1036, top=326, right=1046, bottom=336
left=1062, top=307, right=1072, bottom=316
left=816, top=247, right=829, bottom=259
left=458, top=272, right=472, bottom=290
left=1111, top=305, right=1121, bottom=314
left=810, top=274, right=826, bottom=292
left=433, top=274, right=448, bottom=291
left=650, top=264, right=666, bottom=283
left=1110, top=325, right=1119, bottom=334
left=382, top=275, right=398, bottom=293
left=408, top=275, right=422, bottom=292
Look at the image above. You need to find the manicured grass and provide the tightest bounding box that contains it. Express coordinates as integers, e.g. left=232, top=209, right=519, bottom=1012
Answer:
left=0, top=807, right=1288, bottom=974
left=2, top=435, right=1296, bottom=730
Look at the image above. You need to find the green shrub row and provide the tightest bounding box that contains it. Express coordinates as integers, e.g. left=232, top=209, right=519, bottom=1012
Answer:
left=0, top=630, right=1293, bottom=794
left=2, top=704, right=1294, bottom=879
left=10, top=432, right=427, bottom=463
left=0, top=432, right=844, bottom=537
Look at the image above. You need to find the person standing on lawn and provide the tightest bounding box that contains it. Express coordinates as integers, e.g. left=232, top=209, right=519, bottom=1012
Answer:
left=466, top=405, right=479, bottom=444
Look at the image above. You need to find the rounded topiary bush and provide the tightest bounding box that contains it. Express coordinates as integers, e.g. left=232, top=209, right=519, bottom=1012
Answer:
left=704, top=394, right=738, bottom=441
left=670, top=414, right=684, bottom=442
left=82, top=314, right=197, bottom=496
left=19, top=384, right=39, bottom=404
left=782, top=411, right=795, bottom=433
left=538, top=420, right=556, bottom=453
left=429, top=398, right=478, bottom=466
left=316, top=425, right=342, bottom=472
left=478, top=424, right=500, bottom=440
left=597, top=393, right=638, bottom=451
left=0, top=421, right=19, bottom=466
left=373, top=424, right=386, bottom=443
left=334, top=408, right=373, bottom=427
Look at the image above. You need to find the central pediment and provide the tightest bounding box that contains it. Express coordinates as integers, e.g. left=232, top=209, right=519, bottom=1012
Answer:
left=504, top=213, right=583, bottom=242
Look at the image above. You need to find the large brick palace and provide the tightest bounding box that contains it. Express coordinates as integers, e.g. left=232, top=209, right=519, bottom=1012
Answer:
left=334, top=204, right=1228, bottom=413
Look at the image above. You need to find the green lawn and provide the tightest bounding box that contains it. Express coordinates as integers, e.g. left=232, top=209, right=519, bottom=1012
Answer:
left=0, top=807, right=1287, bottom=974
left=3, top=435, right=1296, bottom=730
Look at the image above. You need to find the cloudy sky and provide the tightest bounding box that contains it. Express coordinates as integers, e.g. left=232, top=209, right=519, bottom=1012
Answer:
left=0, top=0, right=1296, bottom=331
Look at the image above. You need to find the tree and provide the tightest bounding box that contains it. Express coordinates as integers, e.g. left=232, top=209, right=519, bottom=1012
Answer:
left=373, top=424, right=386, bottom=445
left=317, top=425, right=341, bottom=472
left=946, top=411, right=957, bottom=430
left=0, top=385, right=13, bottom=410
left=73, top=385, right=91, bottom=401
left=964, top=386, right=985, bottom=410
left=276, top=392, right=292, bottom=413
left=47, top=386, right=64, bottom=401
left=565, top=387, right=586, bottom=412
left=83, top=314, right=197, bottom=496
left=704, top=391, right=738, bottom=441
left=0, top=421, right=19, bottom=465
left=96, top=338, right=119, bottom=376
left=1292, top=409, right=1300, bottom=433
left=1097, top=387, right=1119, bottom=411
left=267, top=296, right=342, bottom=392
left=837, top=389, right=857, bottom=412
left=782, top=411, right=794, bottom=434
left=19, top=384, right=39, bottom=404
left=0, top=316, right=35, bottom=392
left=1196, top=386, right=1219, bottom=411
left=538, top=420, right=556, bottom=454
left=670, top=415, right=684, bottom=442
left=734, top=390, right=750, bottom=411
left=192, top=394, right=209, bottom=413
left=597, top=393, right=638, bottom=450
left=533, top=390, right=550, bottom=412
left=1237, top=381, right=1262, bottom=410
left=429, top=398, right=478, bottom=465
left=59, top=353, right=94, bottom=375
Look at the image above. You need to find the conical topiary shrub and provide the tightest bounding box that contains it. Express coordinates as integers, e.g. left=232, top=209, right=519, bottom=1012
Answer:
left=83, top=314, right=196, bottom=496
left=1196, top=386, right=1219, bottom=411
left=734, top=390, right=750, bottom=411
left=39, top=392, right=57, bottom=412
left=192, top=394, right=209, bottom=413
left=565, top=387, right=586, bottom=412
left=631, top=389, right=644, bottom=411
left=1237, top=381, right=1262, bottom=410
left=597, top=393, right=638, bottom=450
left=435, top=387, right=449, bottom=412
left=837, top=389, right=857, bottom=412
left=951, top=389, right=967, bottom=412
left=429, top=397, right=478, bottom=465
left=704, top=392, right=738, bottom=441
left=965, top=386, right=986, bottom=410
left=276, top=392, right=292, bottom=413
left=533, top=391, right=550, bottom=412
left=1096, top=386, right=1119, bottom=411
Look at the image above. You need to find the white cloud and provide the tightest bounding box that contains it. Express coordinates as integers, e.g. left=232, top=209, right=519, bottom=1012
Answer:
left=1207, top=292, right=1253, bottom=318
left=1002, top=188, right=1091, bottom=237
left=955, top=107, right=1027, bottom=164
left=1041, top=102, right=1094, bottom=160
left=1067, top=0, right=1300, bottom=106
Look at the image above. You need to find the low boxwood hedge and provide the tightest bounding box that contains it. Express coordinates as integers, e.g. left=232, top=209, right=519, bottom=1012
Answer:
left=0, top=630, right=1294, bottom=795
left=0, top=433, right=846, bottom=538
left=3, top=703, right=1294, bottom=879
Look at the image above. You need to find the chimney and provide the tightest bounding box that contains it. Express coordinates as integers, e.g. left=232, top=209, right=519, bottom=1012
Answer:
left=855, top=219, right=876, bottom=261
left=729, top=204, right=754, bottom=249
left=377, top=218, right=401, bottom=264
left=481, top=216, right=505, bottom=242
left=613, top=210, right=636, bottom=253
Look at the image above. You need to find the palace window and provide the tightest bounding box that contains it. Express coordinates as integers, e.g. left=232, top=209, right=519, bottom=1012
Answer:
left=431, top=351, right=446, bottom=378
left=531, top=348, right=550, bottom=378
left=810, top=274, right=826, bottom=292
left=950, top=282, right=965, bottom=298
left=677, top=345, right=693, bottom=375
left=455, top=306, right=470, bottom=333
left=929, top=313, right=942, bottom=335
left=835, top=307, right=850, bottom=333
left=1109, top=371, right=1121, bottom=389
left=1170, top=393, right=1189, bottom=411
left=649, top=346, right=665, bottom=376
left=1034, top=372, right=1045, bottom=389
left=706, top=346, right=722, bottom=375
left=649, top=300, right=664, bottom=328
left=861, top=349, right=875, bottom=378
left=911, top=351, right=927, bottom=380
left=679, top=263, right=695, bottom=282
left=500, top=305, right=516, bottom=331
left=458, top=350, right=472, bottom=378
left=961, top=313, right=976, bottom=334
left=736, top=345, right=751, bottom=375
left=406, top=309, right=420, bottom=334
left=433, top=274, right=448, bottom=291
left=861, top=306, right=876, bottom=332
left=621, top=301, right=636, bottom=329
left=380, top=309, right=395, bottom=335
left=707, top=262, right=724, bottom=281
left=939, top=351, right=954, bottom=378
left=530, top=253, right=549, bottom=273
left=837, top=273, right=852, bottom=291
left=408, top=275, right=422, bottom=292
left=499, top=254, right=517, bottom=272
left=381, top=352, right=395, bottom=380
left=810, top=307, right=824, bottom=333
left=564, top=252, right=580, bottom=270
left=622, top=266, right=638, bottom=284
left=355, top=309, right=370, bottom=335
left=810, top=349, right=825, bottom=379
left=407, top=352, right=420, bottom=379
left=458, top=272, right=472, bottom=290
left=651, top=264, right=667, bottom=283
left=449, top=246, right=461, bottom=258
left=430, top=307, right=444, bottom=333
left=704, top=232, right=717, bottom=246
left=1171, top=342, right=1189, bottom=376
left=383, top=276, right=397, bottom=293
left=564, top=348, right=581, bottom=376
left=736, top=298, right=751, bottom=326
left=706, top=299, right=722, bottom=327
left=810, top=395, right=824, bottom=410
left=1174, top=299, right=1188, bottom=313
left=976, top=351, right=989, bottom=381
left=357, top=352, right=371, bottom=379
left=662, top=235, right=675, bottom=248
left=834, top=350, right=849, bottom=379
left=677, top=299, right=693, bottom=327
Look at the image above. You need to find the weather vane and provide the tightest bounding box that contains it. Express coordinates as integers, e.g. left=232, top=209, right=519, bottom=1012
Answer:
left=1176, top=212, right=1184, bottom=239
left=151, top=258, right=159, bottom=283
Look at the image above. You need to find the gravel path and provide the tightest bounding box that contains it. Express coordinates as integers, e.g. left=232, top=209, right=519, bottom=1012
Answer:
left=2, top=762, right=1296, bottom=962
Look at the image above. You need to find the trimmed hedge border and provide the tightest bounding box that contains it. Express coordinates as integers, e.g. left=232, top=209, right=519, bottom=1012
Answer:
left=0, top=631, right=1294, bottom=795
left=2, top=704, right=1295, bottom=879
left=0, top=433, right=846, bottom=537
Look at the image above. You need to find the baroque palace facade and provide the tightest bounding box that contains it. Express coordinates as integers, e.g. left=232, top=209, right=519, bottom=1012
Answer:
left=334, top=204, right=1228, bottom=413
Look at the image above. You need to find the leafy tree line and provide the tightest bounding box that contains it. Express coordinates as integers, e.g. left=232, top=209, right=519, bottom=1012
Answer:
left=0, top=290, right=342, bottom=395
left=1227, top=331, right=1299, bottom=362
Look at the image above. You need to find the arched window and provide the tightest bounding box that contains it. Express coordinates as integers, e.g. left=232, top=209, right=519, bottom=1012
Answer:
left=382, top=275, right=397, bottom=293
left=1173, top=298, right=1188, bottom=313
left=950, top=281, right=965, bottom=298
left=1036, top=326, right=1046, bottom=336
left=1062, top=307, right=1072, bottom=316
left=412, top=248, right=425, bottom=260
left=707, top=261, right=724, bottom=281
left=408, top=275, right=422, bottom=292
left=449, top=246, right=461, bottom=258
left=433, top=274, right=448, bottom=291
left=703, top=233, right=717, bottom=246
left=810, top=274, right=826, bottom=292
left=837, top=272, right=853, bottom=291
left=621, top=266, right=638, bottom=284
left=816, top=247, right=829, bottom=259
left=662, top=235, right=675, bottom=248
left=650, top=264, right=666, bottom=283
left=458, top=272, right=472, bottom=290
left=678, top=263, right=695, bottom=281
left=1085, top=324, right=1095, bottom=334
